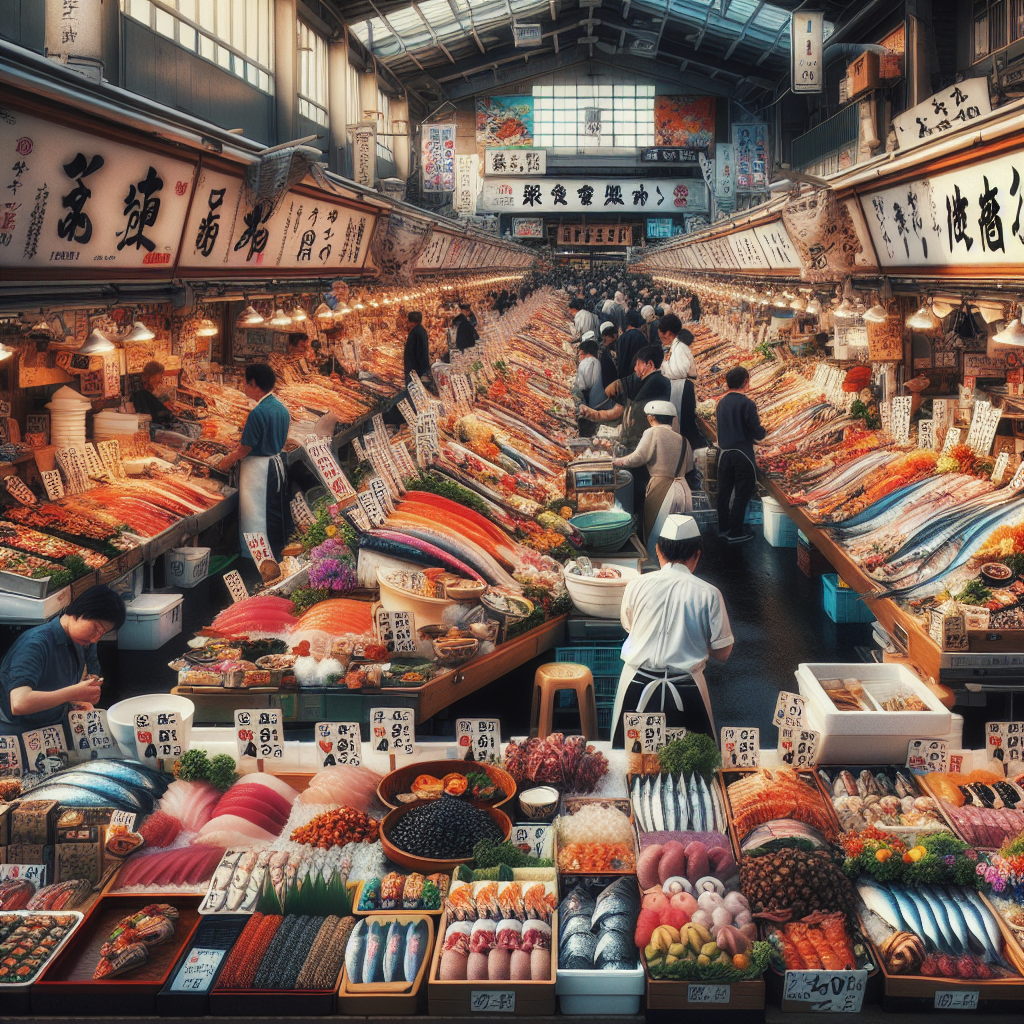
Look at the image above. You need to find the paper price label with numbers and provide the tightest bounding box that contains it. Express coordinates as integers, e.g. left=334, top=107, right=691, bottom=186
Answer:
left=622, top=712, right=665, bottom=753
left=773, top=691, right=806, bottom=728
left=934, top=989, right=978, bottom=1009
left=456, top=718, right=500, bottom=761
left=134, top=711, right=184, bottom=767
left=471, top=991, right=515, bottom=1012
left=784, top=969, right=867, bottom=1012
left=3, top=475, right=37, bottom=505
left=169, top=948, right=226, bottom=992
left=290, top=492, right=316, bottom=528
left=21, top=723, right=68, bottom=775
left=778, top=727, right=820, bottom=768
left=370, top=475, right=396, bottom=514
left=68, top=708, right=115, bottom=758
left=0, top=735, right=23, bottom=777
left=41, top=469, right=64, bottom=500
left=721, top=727, right=760, bottom=768
left=986, top=721, right=1023, bottom=762
left=357, top=489, right=388, bottom=528
left=314, top=722, right=362, bottom=767
left=511, top=824, right=552, bottom=860
left=687, top=983, right=730, bottom=1004
left=907, top=738, right=948, bottom=773
left=234, top=709, right=284, bottom=760
left=941, top=426, right=962, bottom=454
left=374, top=608, right=416, bottom=653
left=371, top=707, right=414, bottom=756
left=223, top=570, right=248, bottom=603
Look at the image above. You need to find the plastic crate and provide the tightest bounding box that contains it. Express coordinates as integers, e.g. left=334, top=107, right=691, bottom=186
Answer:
left=557, top=674, right=619, bottom=707
left=117, top=593, right=184, bottom=650
left=596, top=704, right=612, bottom=737
left=822, top=573, right=875, bottom=624
left=744, top=500, right=763, bottom=525
left=556, top=646, right=624, bottom=676
left=164, top=546, right=210, bottom=589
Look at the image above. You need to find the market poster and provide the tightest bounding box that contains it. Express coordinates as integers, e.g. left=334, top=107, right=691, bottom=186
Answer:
left=653, top=96, right=715, bottom=150
left=512, top=217, right=544, bottom=238
left=732, top=122, right=768, bottom=191
left=422, top=123, right=456, bottom=193
left=476, top=95, right=534, bottom=148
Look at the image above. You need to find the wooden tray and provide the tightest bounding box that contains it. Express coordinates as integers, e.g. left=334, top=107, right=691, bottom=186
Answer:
left=645, top=960, right=765, bottom=1011
left=377, top=759, right=516, bottom=810
left=337, top=913, right=435, bottom=1015
left=380, top=802, right=511, bottom=875
left=32, top=894, right=202, bottom=1016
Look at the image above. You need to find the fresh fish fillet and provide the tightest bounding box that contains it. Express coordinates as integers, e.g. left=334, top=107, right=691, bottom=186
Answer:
left=233, top=773, right=301, bottom=803
left=197, top=815, right=277, bottom=841
left=207, top=799, right=286, bottom=835
left=215, top=785, right=293, bottom=822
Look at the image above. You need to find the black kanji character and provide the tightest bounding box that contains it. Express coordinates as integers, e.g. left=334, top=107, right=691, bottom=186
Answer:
left=892, top=202, right=910, bottom=257
left=523, top=184, right=542, bottom=207
left=308, top=206, right=319, bottom=225
left=655, top=186, right=665, bottom=206
left=492, top=153, right=506, bottom=172
left=194, top=187, right=225, bottom=257
left=327, top=209, right=338, bottom=223
left=946, top=185, right=973, bottom=251
left=1010, top=168, right=1024, bottom=242
left=632, top=185, right=649, bottom=207
left=117, top=165, right=163, bottom=252
left=318, top=244, right=331, bottom=263
left=57, top=152, right=104, bottom=245
left=551, top=184, right=567, bottom=206
left=10, top=161, right=27, bottom=178
left=577, top=184, right=594, bottom=206
left=931, top=96, right=948, bottom=117
left=907, top=189, right=927, bottom=258
left=234, top=201, right=272, bottom=260
left=296, top=228, right=315, bottom=261
left=604, top=185, right=624, bottom=206
left=978, top=175, right=1004, bottom=252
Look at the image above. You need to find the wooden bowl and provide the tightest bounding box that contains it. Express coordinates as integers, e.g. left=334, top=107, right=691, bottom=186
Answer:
left=380, top=801, right=511, bottom=875
left=377, top=759, right=516, bottom=810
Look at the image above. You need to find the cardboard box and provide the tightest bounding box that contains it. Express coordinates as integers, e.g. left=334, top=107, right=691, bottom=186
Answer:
left=848, top=50, right=880, bottom=96
left=56, top=825, right=103, bottom=884
left=11, top=799, right=59, bottom=844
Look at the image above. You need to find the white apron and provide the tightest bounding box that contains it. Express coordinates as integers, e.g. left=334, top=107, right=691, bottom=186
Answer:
left=646, top=479, right=693, bottom=562
left=239, top=454, right=284, bottom=556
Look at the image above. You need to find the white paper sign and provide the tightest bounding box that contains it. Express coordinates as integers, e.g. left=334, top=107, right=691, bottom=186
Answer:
left=687, top=983, right=731, bottom=1004
left=992, top=451, right=1010, bottom=485
left=511, top=824, right=552, bottom=860
left=773, top=692, right=806, bottom=729
left=721, top=727, right=760, bottom=768
left=891, top=395, right=912, bottom=444
left=665, top=726, right=687, bottom=744
left=986, top=721, right=1023, bottom=763
left=169, top=948, right=227, bottom=992
left=371, top=707, right=414, bottom=756
left=0, top=864, right=47, bottom=887
left=302, top=436, right=356, bottom=504
left=234, top=709, right=284, bottom=761
left=942, top=426, right=962, bottom=454
left=68, top=708, right=115, bottom=758
left=784, top=969, right=867, bottom=1012
left=390, top=441, right=417, bottom=480
left=791, top=12, right=823, bottom=93
left=223, top=570, right=248, bottom=603
left=397, top=399, right=417, bottom=425
left=778, top=727, right=820, bottom=769
left=934, top=990, right=978, bottom=1009
left=456, top=718, right=500, bottom=761
left=243, top=532, right=274, bottom=566
left=1011, top=460, right=1024, bottom=490
left=357, top=489, right=388, bottom=528
left=109, top=809, right=137, bottom=831
left=622, top=712, right=665, bottom=754
left=290, top=492, right=316, bottom=528
left=471, top=991, right=515, bottom=1012
left=21, top=723, right=68, bottom=775
left=907, top=737, right=949, bottom=773
left=893, top=79, right=991, bottom=152
left=0, top=735, right=23, bottom=777
left=314, top=722, right=362, bottom=767
left=917, top=419, right=934, bottom=450
left=3, top=475, right=37, bottom=505
left=134, top=710, right=184, bottom=767
left=41, top=469, right=65, bottom=500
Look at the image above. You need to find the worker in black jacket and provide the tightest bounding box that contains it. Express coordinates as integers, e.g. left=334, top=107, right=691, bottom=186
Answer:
left=452, top=304, right=478, bottom=351
left=716, top=365, right=766, bottom=544
left=403, top=310, right=431, bottom=382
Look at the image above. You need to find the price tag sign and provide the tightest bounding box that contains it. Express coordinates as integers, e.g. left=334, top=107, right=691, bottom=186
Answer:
left=374, top=608, right=416, bottom=653
left=778, top=727, right=820, bottom=768
left=169, top=947, right=227, bottom=992
left=891, top=395, right=912, bottom=444
left=665, top=726, right=687, bottom=743
left=344, top=502, right=372, bottom=533
left=450, top=373, right=475, bottom=413
left=934, top=990, right=978, bottom=1010
left=351, top=435, right=367, bottom=463
left=407, top=374, right=431, bottom=414
left=26, top=412, right=48, bottom=440
left=907, top=738, right=949, bottom=773
left=109, top=809, right=137, bottom=831
left=622, top=712, right=665, bottom=754
left=96, top=440, right=125, bottom=479
left=290, top=492, right=316, bottom=528
left=992, top=451, right=1010, bottom=485
left=68, top=708, right=115, bottom=758
left=357, top=489, right=388, bottom=528
left=0, top=735, right=23, bottom=777
left=41, top=469, right=64, bottom=500
left=21, top=724, right=68, bottom=775
left=234, top=709, right=284, bottom=761
left=783, top=969, right=867, bottom=1012
left=986, top=721, right=1023, bottom=763
left=414, top=410, right=440, bottom=467
left=223, top=570, right=248, bottom=603
left=941, top=426, right=962, bottom=454
left=397, top=399, right=417, bottom=425
left=0, top=864, right=47, bottom=888
left=511, top=824, right=552, bottom=859
left=686, top=984, right=730, bottom=1004
left=471, top=991, right=515, bottom=1013
left=3, top=475, right=37, bottom=505
left=302, top=436, right=357, bottom=503
left=314, top=722, right=362, bottom=767
left=243, top=532, right=274, bottom=566
left=773, top=691, right=806, bottom=728
left=390, top=441, right=417, bottom=480
left=721, top=727, right=760, bottom=768
left=370, top=475, right=396, bottom=514
left=1010, top=460, right=1024, bottom=490
left=83, top=442, right=106, bottom=480
left=371, top=707, right=414, bottom=756
left=917, top=419, right=934, bottom=451
left=456, top=718, right=500, bottom=761
left=134, top=711, right=184, bottom=767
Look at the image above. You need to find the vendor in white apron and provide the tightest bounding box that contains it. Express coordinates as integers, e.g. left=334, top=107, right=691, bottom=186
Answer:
left=219, top=363, right=291, bottom=560
left=612, top=514, right=734, bottom=749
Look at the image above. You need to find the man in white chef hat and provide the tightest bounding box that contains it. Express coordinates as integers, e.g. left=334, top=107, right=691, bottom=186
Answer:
left=611, top=514, right=734, bottom=748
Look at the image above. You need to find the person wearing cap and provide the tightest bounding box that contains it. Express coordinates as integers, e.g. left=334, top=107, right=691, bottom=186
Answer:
left=611, top=514, right=734, bottom=747
left=569, top=297, right=600, bottom=341
left=574, top=336, right=604, bottom=438
left=716, top=365, right=766, bottom=543
left=612, top=400, right=692, bottom=546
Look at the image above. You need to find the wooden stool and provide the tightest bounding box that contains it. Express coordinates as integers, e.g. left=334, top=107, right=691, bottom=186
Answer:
left=530, top=663, right=599, bottom=741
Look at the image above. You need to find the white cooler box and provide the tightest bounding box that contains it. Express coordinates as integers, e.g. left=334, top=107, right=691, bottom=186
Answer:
left=556, top=964, right=645, bottom=1015
left=762, top=495, right=798, bottom=548
left=118, top=593, right=184, bottom=650
left=796, top=662, right=959, bottom=764
left=164, top=546, right=210, bottom=589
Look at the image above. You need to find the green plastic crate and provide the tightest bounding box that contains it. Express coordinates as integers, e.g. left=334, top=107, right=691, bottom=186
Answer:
left=555, top=646, right=624, bottom=676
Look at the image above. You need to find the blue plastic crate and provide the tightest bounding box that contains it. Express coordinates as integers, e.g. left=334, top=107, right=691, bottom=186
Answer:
left=557, top=675, right=619, bottom=707
left=556, top=646, right=624, bottom=676
left=744, top=500, right=763, bottom=525
left=822, top=574, right=874, bottom=624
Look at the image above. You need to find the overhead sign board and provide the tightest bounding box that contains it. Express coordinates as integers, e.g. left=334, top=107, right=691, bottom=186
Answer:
left=481, top=178, right=708, bottom=214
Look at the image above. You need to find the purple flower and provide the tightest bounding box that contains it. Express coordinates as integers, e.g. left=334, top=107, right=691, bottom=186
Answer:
left=943, top=855, right=955, bottom=867
left=307, top=558, right=357, bottom=593
left=993, top=877, right=1006, bottom=893
left=328, top=504, right=339, bottom=517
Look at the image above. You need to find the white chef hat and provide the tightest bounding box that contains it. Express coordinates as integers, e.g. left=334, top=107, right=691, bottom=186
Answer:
left=644, top=400, right=677, bottom=417
left=660, top=514, right=701, bottom=541
left=579, top=330, right=597, bottom=344
left=641, top=305, right=656, bottom=321
left=599, top=321, right=616, bottom=335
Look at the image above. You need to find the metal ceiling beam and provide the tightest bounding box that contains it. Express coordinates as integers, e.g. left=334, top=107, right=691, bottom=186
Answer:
left=692, top=2, right=716, bottom=52
left=367, top=0, right=431, bottom=75
left=443, top=45, right=586, bottom=97
left=410, top=0, right=457, bottom=63
left=724, top=0, right=766, bottom=60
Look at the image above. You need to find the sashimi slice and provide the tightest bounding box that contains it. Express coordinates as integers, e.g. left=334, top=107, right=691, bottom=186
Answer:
left=193, top=829, right=268, bottom=848
left=233, top=773, right=301, bottom=803
left=183, top=846, right=226, bottom=885
left=197, top=814, right=276, bottom=841
left=139, top=811, right=182, bottom=848
left=204, top=805, right=283, bottom=836
left=214, top=784, right=292, bottom=823
left=211, top=794, right=288, bottom=829
left=403, top=492, right=514, bottom=548
left=298, top=765, right=382, bottom=813
left=211, top=596, right=295, bottom=632
left=179, top=785, right=222, bottom=833
left=115, top=848, right=191, bottom=888
left=293, top=598, right=374, bottom=636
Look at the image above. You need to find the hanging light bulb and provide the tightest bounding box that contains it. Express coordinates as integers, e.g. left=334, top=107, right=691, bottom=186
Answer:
left=790, top=294, right=807, bottom=311
left=314, top=302, right=334, bottom=321
left=353, top=301, right=365, bottom=310
left=237, top=305, right=264, bottom=327
left=195, top=318, right=219, bottom=337
left=121, top=320, right=155, bottom=342
left=907, top=301, right=939, bottom=331
left=834, top=298, right=855, bottom=318
left=268, top=306, right=292, bottom=328
left=290, top=304, right=308, bottom=323
left=80, top=328, right=115, bottom=354
left=993, top=310, right=1024, bottom=345
left=772, top=291, right=790, bottom=308
left=863, top=299, right=888, bottom=323
left=805, top=297, right=822, bottom=315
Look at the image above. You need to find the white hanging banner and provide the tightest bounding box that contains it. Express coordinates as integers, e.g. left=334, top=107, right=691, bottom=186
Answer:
left=791, top=12, right=824, bottom=94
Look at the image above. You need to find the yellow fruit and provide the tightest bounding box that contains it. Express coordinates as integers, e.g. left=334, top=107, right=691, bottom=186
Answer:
left=665, top=954, right=678, bottom=964
left=651, top=926, right=680, bottom=951
left=908, top=846, right=927, bottom=862
left=701, top=942, right=720, bottom=958
left=668, top=943, right=686, bottom=958
left=697, top=954, right=711, bottom=966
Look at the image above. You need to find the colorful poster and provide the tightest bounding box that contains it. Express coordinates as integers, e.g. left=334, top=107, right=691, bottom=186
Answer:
left=733, top=123, right=768, bottom=192
left=653, top=96, right=715, bottom=149
left=512, top=217, right=544, bottom=238
left=476, top=96, right=534, bottom=148
left=422, top=123, right=455, bottom=193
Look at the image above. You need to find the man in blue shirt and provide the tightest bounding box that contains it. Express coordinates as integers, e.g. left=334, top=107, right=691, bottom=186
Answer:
left=220, top=363, right=292, bottom=560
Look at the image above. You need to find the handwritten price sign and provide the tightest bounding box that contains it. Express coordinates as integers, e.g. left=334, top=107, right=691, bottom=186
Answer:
left=233, top=709, right=284, bottom=761
left=371, top=707, right=414, bottom=756
left=314, top=722, right=361, bottom=767
left=773, top=691, right=806, bottom=728
left=721, top=727, right=760, bottom=768
left=68, top=708, right=115, bottom=758
left=778, top=727, right=820, bottom=769
left=784, top=969, right=867, bottom=1012
left=907, top=738, right=949, bottom=773
left=622, top=711, right=665, bottom=753
left=134, top=711, right=183, bottom=767
left=456, top=718, right=500, bottom=761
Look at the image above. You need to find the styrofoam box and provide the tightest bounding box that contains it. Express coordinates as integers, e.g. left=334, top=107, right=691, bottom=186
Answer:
left=556, top=965, right=645, bottom=1015
left=164, top=546, right=210, bottom=589
left=762, top=496, right=798, bottom=548
left=804, top=698, right=963, bottom=765
left=117, top=593, right=184, bottom=650
left=796, top=662, right=951, bottom=735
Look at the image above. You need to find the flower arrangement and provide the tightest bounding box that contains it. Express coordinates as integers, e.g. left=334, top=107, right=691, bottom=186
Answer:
left=840, top=828, right=981, bottom=886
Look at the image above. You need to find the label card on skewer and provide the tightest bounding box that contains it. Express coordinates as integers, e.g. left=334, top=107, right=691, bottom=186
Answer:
left=374, top=608, right=416, bottom=653
left=0, top=735, right=23, bottom=777
left=371, top=707, right=414, bottom=756
left=985, top=721, right=1023, bottom=766
left=68, top=708, right=115, bottom=758
left=397, top=399, right=417, bottom=425
left=917, top=419, right=934, bottom=451
left=511, top=824, right=552, bottom=860
left=351, top=436, right=367, bottom=463
left=223, top=570, right=248, bottom=603
left=134, top=711, right=184, bottom=768
left=890, top=395, right=912, bottom=444
left=357, top=489, right=388, bottom=528
left=622, top=712, right=665, bottom=754
left=3, top=475, right=37, bottom=505
left=992, top=451, right=1010, bottom=485
left=906, top=738, right=949, bottom=773
left=314, top=722, right=362, bottom=767
left=243, top=532, right=274, bottom=566
left=390, top=441, right=417, bottom=481
left=773, top=691, right=806, bottom=729
left=41, top=469, right=64, bottom=500
left=234, top=709, right=283, bottom=761
left=721, top=727, right=760, bottom=768
left=941, top=426, right=962, bottom=454
left=778, top=727, right=820, bottom=768
left=456, top=718, right=500, bottom=761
